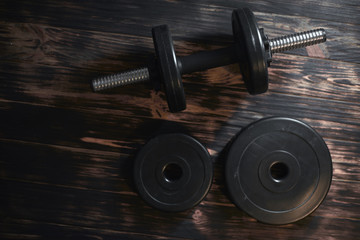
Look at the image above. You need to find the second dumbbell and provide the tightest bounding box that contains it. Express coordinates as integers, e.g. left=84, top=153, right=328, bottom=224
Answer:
left=92, top=8, right=326, bottom=112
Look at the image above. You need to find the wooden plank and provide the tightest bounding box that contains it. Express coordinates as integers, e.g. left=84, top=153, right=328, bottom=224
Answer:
left=0, top=139, right=133, bottom=191
left=193, top=0, right=360, bottom=25
left=0, top=16, right=359, bottom=66
left=0, top=0, right=358, bottom=32
left=1, top=220, right=174, bottom=240
left=1, top=179, right=359, bottom=239
left=0, top=139, right=358, bottom=191
left=0, top=97, right=359, bottom=156
left=0, top=22, right=154, bottom=71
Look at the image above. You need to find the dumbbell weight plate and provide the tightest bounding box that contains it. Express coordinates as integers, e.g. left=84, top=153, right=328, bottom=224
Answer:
left=225, top=117, right=332, bottom=224
left=152, top=25, right=186, bottom=112
left=232, top=8, right=269, bottom=94
left=134, top=133, right=213, bottom=211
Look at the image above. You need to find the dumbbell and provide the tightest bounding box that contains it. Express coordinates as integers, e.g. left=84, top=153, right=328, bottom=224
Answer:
left=92, top=8, right=326, bottom=112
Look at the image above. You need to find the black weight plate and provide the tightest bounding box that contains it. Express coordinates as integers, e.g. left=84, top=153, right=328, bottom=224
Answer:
left=232, top=8, right=268, bottom=94
left=134, top=133, right=213, bottom=212
left=226, top=117, right=332, bottom=224
left=152, top=25, right=186, bottom=112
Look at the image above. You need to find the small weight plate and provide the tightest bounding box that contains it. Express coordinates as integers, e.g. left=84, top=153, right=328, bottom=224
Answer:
left=232, top=8, right=268, bottom=94
left=134, top=133, right=213, bottom=212
left=152, top=25, right=186, bottom=112
left=226, top=117, right=332, bottom=224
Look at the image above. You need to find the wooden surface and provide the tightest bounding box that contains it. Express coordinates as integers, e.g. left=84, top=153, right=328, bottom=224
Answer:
left=1, top=0, right=359, bottom=239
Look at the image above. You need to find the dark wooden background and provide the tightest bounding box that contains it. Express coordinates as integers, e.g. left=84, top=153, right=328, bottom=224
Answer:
left=1, top=0, right=359, bottom=239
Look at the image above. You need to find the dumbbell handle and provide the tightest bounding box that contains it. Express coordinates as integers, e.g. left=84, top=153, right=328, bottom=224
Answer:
left=92, top=28, right=326, bottom=91
left=178, top=46, right=236, bottom=74
left=179, top=28, right=326, bottom=74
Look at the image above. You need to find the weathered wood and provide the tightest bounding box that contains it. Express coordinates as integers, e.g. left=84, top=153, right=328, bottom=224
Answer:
left=1, top=179, right=359, bottom=239
left=0, top=0, right=359, bottom=239
left=0, top=138, right=358, bottom=188
left=0, top=96, right=359, bottom=156
left=0, top=15, right=359, bottom=65
left=0, top=0, right=359, bottom=32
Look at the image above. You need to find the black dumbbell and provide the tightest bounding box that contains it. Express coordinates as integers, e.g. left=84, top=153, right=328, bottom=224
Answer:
left=92, top=8, right=326, bottom=112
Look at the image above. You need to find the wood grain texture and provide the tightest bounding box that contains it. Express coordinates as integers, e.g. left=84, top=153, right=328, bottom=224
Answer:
left=0, top=0, right=359, bottom=239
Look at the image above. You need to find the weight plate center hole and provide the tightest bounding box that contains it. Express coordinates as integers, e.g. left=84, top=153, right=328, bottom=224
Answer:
left=163, top=163, right=183, bottom=182
left=270, top=162, right=289, bottom=182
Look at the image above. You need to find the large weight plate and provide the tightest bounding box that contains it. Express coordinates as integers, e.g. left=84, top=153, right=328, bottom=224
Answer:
left=232, top=8, right=269, bottom=94
left=152, top=25, right=186, bottom=112
left=134, top=133, right=213, bottom=212
left=226, top=117, right=332, bottom=224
